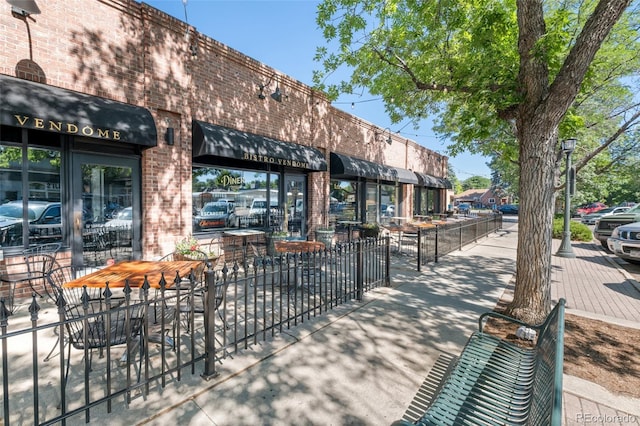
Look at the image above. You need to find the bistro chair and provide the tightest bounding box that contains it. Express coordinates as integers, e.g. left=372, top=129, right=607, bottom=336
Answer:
left=24, top=253, right=59, bottom=297
left=43, top=265, right=105, bottom=362
left=179, top=273, right=230, bottom=332
left=44, top=264, right=101, bottom=305
left=0, top=253, right=59, bottom=312
left=22, top=242, right=62, bottom=257
left=157, top=249, right=211, bottom=335
left=62, top=299, right=145, bottom=388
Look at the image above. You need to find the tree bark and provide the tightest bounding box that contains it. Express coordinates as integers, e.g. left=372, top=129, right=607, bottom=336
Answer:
left=506, top=0, right=631, bottom=323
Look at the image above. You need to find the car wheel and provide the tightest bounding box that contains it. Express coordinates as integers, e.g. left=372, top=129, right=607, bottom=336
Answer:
left=601, top=240, right=611, bottom=251
left=626, top=259, right=640, bottom=265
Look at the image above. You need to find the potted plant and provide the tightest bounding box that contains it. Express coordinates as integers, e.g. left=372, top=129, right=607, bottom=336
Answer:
left=174, top=235, right=217, bottom=261
left=358, top=222, right=380, bottom=238
left=315, top=226, right=335, bottom=248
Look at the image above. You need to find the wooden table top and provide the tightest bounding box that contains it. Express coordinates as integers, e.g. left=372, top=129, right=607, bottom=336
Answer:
left=63, top=260, right=204, bottom=289
left=274, top=240, right=325, bottom=253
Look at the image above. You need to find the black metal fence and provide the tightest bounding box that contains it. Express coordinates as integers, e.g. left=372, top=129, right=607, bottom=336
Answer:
left=415, top=214, right=502, bottom=270
left=0, top=237, right=390, bottom=425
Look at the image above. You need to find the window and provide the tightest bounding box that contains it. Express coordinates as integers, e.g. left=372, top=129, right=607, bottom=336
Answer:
left=192, top=166, right=282, bottom=233
left=329, top=180, right=358, bottom=227
left=0, top=141, right=62, bottom=248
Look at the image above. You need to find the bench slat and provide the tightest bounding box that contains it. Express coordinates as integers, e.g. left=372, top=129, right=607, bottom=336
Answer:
left=393, top=299, right=565, bottom=426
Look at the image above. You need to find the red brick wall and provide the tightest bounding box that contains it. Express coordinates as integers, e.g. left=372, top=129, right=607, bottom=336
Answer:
left=1, top=0, right=448, bottom=258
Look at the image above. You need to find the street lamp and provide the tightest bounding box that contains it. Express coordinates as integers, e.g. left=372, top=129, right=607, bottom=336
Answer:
left=555, top=138, right=577, bottom=258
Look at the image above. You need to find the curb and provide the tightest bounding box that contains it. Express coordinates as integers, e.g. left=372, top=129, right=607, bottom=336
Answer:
left=563, top=375, right=640, bottom=418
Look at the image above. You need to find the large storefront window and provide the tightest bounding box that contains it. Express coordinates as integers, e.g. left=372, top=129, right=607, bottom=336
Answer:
left=192, top=166, right=284, bottom=234
left=0, top=142, right=62, bottom=248
left=365, top=182, right=380, bottom=223
left=380, top=183, right=396, bottom=221
left=329, top=180, right=359, bottom=227
left=414, top=187, right=437, bottom=216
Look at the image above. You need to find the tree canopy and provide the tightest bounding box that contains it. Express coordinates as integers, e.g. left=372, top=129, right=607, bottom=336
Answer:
left=314, top=0, right=638, bottom=321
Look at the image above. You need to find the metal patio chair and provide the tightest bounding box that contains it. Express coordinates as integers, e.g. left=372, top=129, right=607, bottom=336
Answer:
left=43, top=265, right=105, bottom=362
left=63, top=300, right=145, bottom=388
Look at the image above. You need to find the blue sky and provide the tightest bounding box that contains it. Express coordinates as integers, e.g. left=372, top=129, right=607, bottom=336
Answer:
left=145, top=0, right=492, bottom=179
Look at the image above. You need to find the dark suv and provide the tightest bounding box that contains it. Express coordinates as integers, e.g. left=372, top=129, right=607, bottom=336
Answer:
left=0, top=201, right=62, bottom=246
left=593, top=204, right=640, bottom=249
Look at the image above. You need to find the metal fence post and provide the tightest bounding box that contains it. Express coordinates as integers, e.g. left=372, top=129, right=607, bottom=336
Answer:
left=417, top=228, right=422, bottom=272
left=356, top=239, right=363, bottom=300
left=201, top=268, right=219, bottom=380
left=384, top=235, right=391, bottom=286
left=434, top=225, right=439, bottom=263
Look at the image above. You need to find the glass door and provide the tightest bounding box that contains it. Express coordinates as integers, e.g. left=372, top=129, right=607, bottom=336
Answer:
left=284, top=174, right=306, bottom=237
left=71, top=154, right=141, bottom=268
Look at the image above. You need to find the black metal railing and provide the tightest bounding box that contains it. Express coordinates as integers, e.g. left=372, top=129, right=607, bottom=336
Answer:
left=0, top=237, right=390, bottom=425
left=416, top=214, right=502, bottom=270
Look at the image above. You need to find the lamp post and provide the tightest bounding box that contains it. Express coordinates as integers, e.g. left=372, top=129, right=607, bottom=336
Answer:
left=556, top=138, right=577, bottom=258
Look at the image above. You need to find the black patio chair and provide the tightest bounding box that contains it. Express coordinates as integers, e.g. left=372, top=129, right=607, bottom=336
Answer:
left=63, top=300, right=145, bottom=388
left=22, top=242, right=62, bottom=256
left=43, top=265, right=106, bottom=362
left=158, top=249, right=211, bottom=335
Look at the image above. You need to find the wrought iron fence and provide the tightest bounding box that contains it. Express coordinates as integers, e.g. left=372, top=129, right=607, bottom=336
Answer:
left=0, top=237, right=389, bottom=425
left=416, top=214, right=502, bottom=270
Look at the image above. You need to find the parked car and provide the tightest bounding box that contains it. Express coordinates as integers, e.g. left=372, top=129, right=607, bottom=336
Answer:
left=593, top=204, right=640, bottom=249
left=103, top=206, right=133, bottom=246
left=104, top=206, right=133, bottom=228
left=0, top=200, right=62, bottom=246
left=249, top=198, right=279, bottom=217
left=193, top=201, right=236, bottom=231
left=607, top=221, right=640, bottom=265
left=580, top=206, right=630, bottom=225
left=575, top=202, right=607, bottom=216
left=456, top=203, right=471, bottom=214
left=497, top=204, right=519, bottom=215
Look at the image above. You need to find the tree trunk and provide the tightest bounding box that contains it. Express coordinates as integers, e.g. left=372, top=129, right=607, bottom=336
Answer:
left=507, top=119, right=558, bottom=324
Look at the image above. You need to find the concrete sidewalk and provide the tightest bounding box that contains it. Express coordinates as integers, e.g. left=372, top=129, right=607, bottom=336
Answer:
left=12, top=217, right=632, bottom=425
left=119, top=218, right=639, bottom=426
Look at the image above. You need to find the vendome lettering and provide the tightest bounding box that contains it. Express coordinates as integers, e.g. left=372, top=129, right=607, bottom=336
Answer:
left=242, top=152, right=309, bottom=169
left=13, top=115, right=121, bottom=140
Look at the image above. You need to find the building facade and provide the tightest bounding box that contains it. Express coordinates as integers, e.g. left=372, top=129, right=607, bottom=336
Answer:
left=0, top=0, right=450, bottom=273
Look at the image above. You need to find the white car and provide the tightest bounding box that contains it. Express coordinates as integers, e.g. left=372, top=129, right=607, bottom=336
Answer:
left=581, top=206, right=630, bottom=225
left=104, top=206, right=132, bottom=228
left=607, top=221, right=640, bottom=265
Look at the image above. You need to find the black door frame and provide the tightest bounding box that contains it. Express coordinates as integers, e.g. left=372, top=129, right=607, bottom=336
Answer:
left=70, top=153, right=142, bottom=267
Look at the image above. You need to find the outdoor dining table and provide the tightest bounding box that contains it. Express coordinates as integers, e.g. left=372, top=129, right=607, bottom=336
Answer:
left=223, top=229, right=266, bottom=261
left=62, top=260, right=204, bottom=289
left=274, top=240, right=325, bottom=254
left=62, top=260, right=204, bottom=349
left=273, top=240, right=325, bottom=293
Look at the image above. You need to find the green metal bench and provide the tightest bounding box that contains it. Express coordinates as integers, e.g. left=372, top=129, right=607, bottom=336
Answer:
left=393, top=298, right=565, bottom=426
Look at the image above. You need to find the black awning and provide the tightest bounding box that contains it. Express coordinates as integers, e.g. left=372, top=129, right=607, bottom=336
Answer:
left=394, top=167, right=419, bottom=184
left=415, top=172, right=450, bottom=188
left=193, top=120, right=327, bottom=171
left=0, top=75, right=157, bottom=147
left=330, top=152, right=397, bottom=182
left=440, top=178, right=453, bottom=189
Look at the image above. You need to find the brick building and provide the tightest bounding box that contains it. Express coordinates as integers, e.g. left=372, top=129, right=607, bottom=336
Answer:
left=0, top=0, right=450, bottom=278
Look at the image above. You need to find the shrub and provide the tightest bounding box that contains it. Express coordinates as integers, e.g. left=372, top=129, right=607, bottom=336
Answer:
left=552, top=218, right=593, bottom=242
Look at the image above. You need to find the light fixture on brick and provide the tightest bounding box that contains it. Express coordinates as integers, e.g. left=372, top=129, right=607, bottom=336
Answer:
left=6, top=0, right=40, bottom=17
left=257, top=73, right=284, bottom=102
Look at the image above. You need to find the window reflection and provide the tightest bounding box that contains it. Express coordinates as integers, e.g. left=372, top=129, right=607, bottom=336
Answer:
left=192, top=166, right=283, bottom=234
left=0, top=144, right=62, bottom=248
left=329, top=180, right=358, bottom=227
